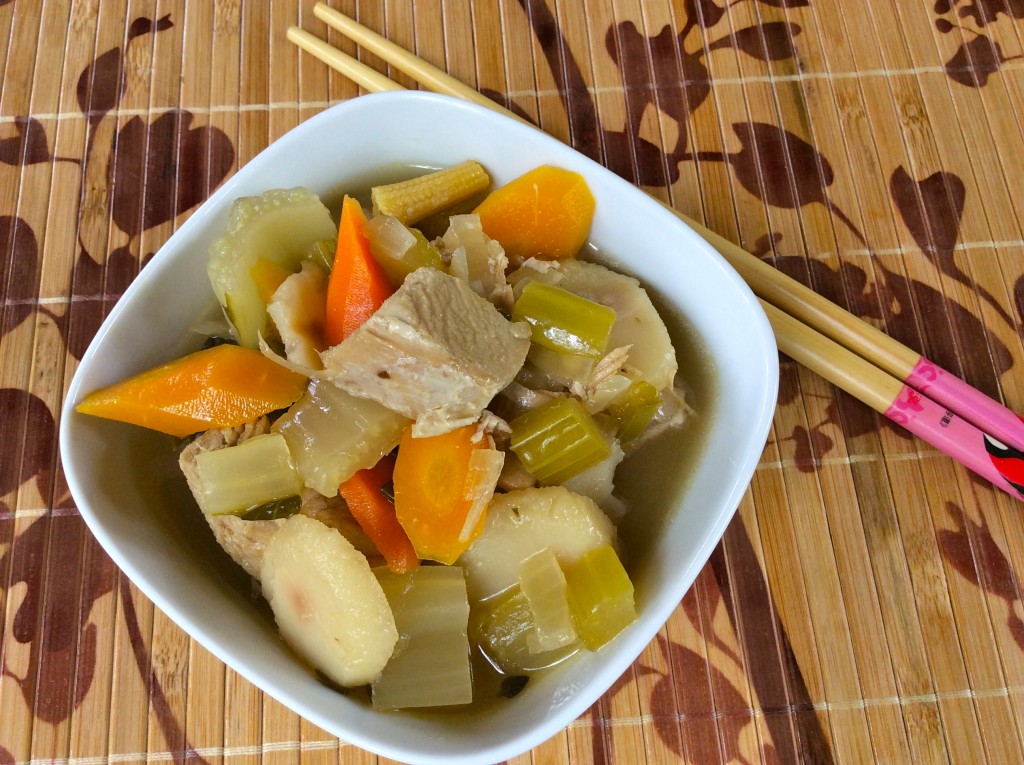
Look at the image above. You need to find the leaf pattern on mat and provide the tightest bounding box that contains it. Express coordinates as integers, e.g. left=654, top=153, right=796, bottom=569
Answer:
left=937, top=503, right=1024, bottom=650
left=0, top=10, right=233, bottom=753
left=2, top=15, right=234, bottom=360
left=932, top=2, right=1024, bottom=87
left=109, top=111, right=235, bottom=237
left=890, top=165, right=1015, bottom=328
left=76, top=15, right=174, bottom=130
left=727, top=122, right=864, bottom=241
left=0, top=389, right=54, bottom=512
left=0, top=215, right=39, bottom=341
left=944, top=35, right=1019, bottom=87
left=635, top=627, right=781, bottom=763
left=0, top=118, right=56, bottom=166
left=940, top=0, right=1024, bottom=25
left=707, top=22, right=803, bottom=61
left=0, top=516, right=116, bottom=723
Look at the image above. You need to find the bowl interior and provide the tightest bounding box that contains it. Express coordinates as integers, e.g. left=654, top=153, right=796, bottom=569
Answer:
left=60, top=91, right=778, bottom=765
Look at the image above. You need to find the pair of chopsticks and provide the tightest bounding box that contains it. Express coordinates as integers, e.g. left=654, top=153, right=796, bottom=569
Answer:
left=288, top=4, right=1024, bottom=502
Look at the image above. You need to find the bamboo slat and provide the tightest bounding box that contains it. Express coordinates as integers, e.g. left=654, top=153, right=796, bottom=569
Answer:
left=3, top=1, right=1024, bottom=764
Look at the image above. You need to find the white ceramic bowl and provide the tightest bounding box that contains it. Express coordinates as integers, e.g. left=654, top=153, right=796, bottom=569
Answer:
left=60, top=91, right=778, bottom=765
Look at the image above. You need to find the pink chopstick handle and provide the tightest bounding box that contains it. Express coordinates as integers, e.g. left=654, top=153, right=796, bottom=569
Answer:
left=907, top=357, right=1024, bottom=453
left=887, top=385, right=1024, bottom=501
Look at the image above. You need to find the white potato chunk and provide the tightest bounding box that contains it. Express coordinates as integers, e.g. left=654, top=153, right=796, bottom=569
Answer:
left=261, top=515, right=398, bottom=687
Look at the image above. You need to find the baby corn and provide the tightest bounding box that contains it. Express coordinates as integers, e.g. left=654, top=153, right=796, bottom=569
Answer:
left=371, top=160, right=490, bottom=225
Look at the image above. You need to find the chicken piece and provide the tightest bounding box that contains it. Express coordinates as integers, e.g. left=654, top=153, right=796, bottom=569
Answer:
left=321, top=268, right=531, bottom=437
left=266, top=260, right=328, bottom=370
left=442, top=214, right=514, bottom=311
left=204, top=514, right=284, bottom=580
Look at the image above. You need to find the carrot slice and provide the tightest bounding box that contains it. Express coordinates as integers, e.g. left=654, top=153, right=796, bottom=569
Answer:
left=75, top=344, right=307, bottom=437
left=473, top=166, right=595, bottom=261
left=339, top=454, right=419, bottom=574
left=393, top=424, right=498, bottom=565
left=324, top=196, right=394, bottom=346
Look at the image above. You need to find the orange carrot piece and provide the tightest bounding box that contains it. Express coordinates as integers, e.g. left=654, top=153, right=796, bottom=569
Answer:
left=75, top=344, right=307, bottom=437
left=339, top=454, right=419, bottom=574
left=393, top=424, right=491, bottom=565
left=473, top=166, right=595, bottom=261
left=324, top=196, right=394, bottom=346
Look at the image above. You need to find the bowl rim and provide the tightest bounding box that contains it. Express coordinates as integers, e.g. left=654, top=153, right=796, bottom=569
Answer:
left=59, top=89, right=779, bottom=765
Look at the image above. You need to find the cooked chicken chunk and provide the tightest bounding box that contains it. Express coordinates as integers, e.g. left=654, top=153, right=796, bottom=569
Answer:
left=267, top=260, right=328, bottom=370
left=321, top=268, right=531, bottom=437
left=442, top=214, right=514, bottom=311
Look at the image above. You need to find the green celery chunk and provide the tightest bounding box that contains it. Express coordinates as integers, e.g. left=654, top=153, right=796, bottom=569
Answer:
left=193, top=433, right=303, bottom=516
left=208, top=188, right=337, bottom=347
left=511, top=281, right=616, bottom=358
left=518, top=548, right=579, bottom=653
left=563, top=544, right=637, bottom=650
left=509, top=397, right=612, bottom=485
left=469, top=585, right=580, bottom=674
left=606, top=379, right=662, bottom=447
left=364, top=214, right=443, bottom=286
left=372, top=566, right=472, bottom=710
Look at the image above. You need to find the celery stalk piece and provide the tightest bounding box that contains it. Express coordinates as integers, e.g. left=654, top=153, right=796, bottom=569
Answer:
left=371, top=566, right=473, bottom=710
left=469, top=585, right=580, bottom=674
left=511, top=281, right=616, bottom=358
left=509, top=397, right=612, bottom=485
left=606, top=379, right=663, bottom=447
left=273, top=379, right=410, bottom=497
left=365, top=215, right=444, bottom=286
left=518, top=548, right=579, bottom=653
left=193, top=433, right=303, bottom=516
left=208, top=188, right=338, bottom=348
left=563, top=544, right=637, bottom=650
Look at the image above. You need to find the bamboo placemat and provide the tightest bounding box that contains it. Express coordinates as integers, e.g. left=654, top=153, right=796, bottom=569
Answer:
left=3, top=1, right=1024, bottom=763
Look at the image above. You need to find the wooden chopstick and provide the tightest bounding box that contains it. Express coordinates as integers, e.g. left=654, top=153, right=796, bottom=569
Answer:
left=287, top=9, right=1024, bottom=501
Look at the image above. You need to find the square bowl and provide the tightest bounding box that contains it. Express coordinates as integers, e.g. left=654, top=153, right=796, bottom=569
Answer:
left=60, top=91, right=778, bottom=765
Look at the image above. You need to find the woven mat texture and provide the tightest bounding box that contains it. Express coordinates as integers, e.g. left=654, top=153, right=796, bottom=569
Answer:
left=3, top=1, right=1024, bottom=763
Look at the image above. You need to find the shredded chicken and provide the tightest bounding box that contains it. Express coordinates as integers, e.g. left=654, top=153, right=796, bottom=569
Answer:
left=570, top=345, right=632, bottom=401
left=474, top=410, right=511, bottom=449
